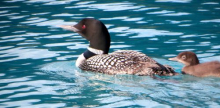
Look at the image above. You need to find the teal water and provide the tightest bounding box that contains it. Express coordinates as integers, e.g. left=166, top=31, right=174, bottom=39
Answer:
left=1, top=0, right=220, bottom=107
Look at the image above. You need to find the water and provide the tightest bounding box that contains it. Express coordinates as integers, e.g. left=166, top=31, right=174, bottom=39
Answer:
left=1, top=0, right=220, bottom=107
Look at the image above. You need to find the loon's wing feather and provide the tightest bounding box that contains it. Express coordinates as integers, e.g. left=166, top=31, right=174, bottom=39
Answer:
left=110, top=50, right=157, bottom=63
left=79, top=51, right=176, bottom=76
left=79, top=54, right=144, bottom=74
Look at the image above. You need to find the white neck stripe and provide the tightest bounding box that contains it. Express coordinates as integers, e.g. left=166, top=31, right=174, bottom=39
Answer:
left=88, top=47, right=104, bottom=55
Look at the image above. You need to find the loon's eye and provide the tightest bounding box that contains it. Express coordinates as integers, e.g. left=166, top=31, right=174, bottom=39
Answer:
left=82, top=25, right=86, bottom=29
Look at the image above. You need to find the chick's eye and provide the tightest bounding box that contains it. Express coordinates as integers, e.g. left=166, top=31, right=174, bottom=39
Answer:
left=82, top=25, right=86, bottom=29
left=182, top=55, right=186, bottom=59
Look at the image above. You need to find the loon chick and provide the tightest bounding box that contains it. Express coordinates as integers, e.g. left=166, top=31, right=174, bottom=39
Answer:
left=169, top=51, right=220, bottom=77
left=60, top=18, right=177, bottom=76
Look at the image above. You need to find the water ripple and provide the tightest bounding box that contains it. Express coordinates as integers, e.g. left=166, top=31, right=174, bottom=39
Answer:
left=0, top=6, right=19, bottom=9
left=156, top=0, right=191, bottom=3
left=147, top=10, right=174, bottom=15
left=201, top=19, right=220, bottom=23
left=1, top=0, right=220, bottom=107
left=1, top=33, right=49, bottom=39
left=0, top=47, right=59, bottom=62
left=161, top=12, right=191, bottom=16
left=44, top=42, right=75, bottom=47
left=42, top=33, right=75, bottom=39
left=100, top=16, right=128, bottom=20
left=33, top=20, right=76, bottom=27
left=32, top=12, right=50, bottom=15
left=21, top=18, right=48, bottom=24
left=43, top=0, right=78, bottom=5
left=52, top=13, right=82, bottom=17
left=114, top=29, right=183, bottom=38
left=2, top=100, right=41, bottom=108
left=66, top=2, right=144, bottom=11
left=202, top=2, right=219, bottom=5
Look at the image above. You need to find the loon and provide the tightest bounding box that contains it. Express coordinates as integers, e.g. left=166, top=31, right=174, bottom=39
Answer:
left=169, top=51, right=220, bottom=77
left=60, top=18, right=177, bottom=76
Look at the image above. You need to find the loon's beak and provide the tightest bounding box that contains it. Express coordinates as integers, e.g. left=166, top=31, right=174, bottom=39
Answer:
left=59, top=25, right=79, bottom=32
left=169, top=57, right=179, bottom=61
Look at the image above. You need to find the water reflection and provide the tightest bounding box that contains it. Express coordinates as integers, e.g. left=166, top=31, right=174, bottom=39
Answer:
left=1, top=0, right=220, bottom=107
left=156, top=0, right=192, bottom=3
left=66, top=2, right=144, bottom=11
left=0, top=48, right=59, bottom=62
left=201, top=19, right=220, bottom=23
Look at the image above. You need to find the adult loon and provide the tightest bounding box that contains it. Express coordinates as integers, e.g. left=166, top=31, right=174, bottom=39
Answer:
left=169, top=51, right=220, bottom=77
left=60, top=18, right=177, bottom=76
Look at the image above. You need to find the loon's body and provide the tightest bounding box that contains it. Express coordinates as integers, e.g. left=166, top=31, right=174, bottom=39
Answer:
left=80, top=50, right=167, bottom=76
left=60, top=18, right=177, bottom=76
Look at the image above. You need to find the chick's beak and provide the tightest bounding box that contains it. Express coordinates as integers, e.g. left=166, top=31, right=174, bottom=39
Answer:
left=168, top=57, right=179, bottom=61
left=59, top=25, right=79, bottom=32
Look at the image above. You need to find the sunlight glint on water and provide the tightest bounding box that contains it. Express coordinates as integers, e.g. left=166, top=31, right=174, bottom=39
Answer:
left=0, top=0, right=220, bottom=107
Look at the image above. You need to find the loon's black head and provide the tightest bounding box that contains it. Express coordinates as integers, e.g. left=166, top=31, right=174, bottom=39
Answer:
left=60, top=18, right=111, bottom=54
